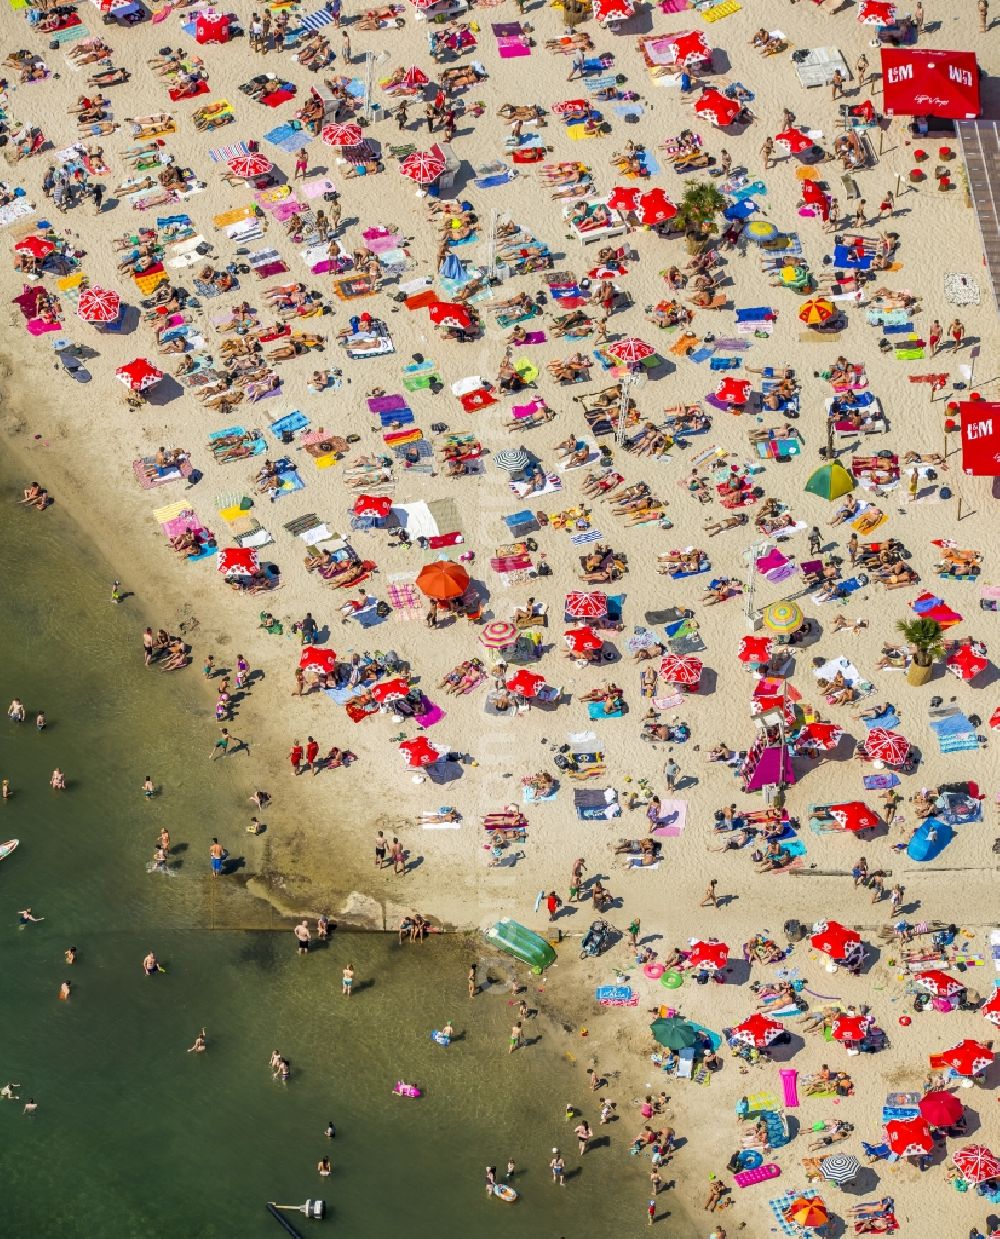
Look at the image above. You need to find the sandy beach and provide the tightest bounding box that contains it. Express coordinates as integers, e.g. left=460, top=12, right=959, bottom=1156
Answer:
left=2, top=0, right=1000, bottom=1230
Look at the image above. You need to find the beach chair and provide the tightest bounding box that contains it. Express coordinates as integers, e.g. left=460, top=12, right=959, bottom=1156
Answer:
left=676, top=1046, right=695, bottom=1080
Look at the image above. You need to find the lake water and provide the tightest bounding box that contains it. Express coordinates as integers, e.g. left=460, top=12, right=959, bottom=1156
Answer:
left=0, top=460, right=666, bottom=1238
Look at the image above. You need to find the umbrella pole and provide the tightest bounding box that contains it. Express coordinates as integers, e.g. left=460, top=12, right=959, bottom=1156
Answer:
left=615, top=367, right=635, bottom=446
left=486, top=208, right=500, bottom=283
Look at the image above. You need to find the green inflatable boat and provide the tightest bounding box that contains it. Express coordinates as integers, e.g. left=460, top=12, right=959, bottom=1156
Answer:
left=486, top=919, right=557, bottom=974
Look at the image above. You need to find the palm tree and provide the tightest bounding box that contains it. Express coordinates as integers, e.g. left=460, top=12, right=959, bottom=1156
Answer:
left=675, top=181, right=727, bottom=251
left=896, top=617, right=944, bottom=686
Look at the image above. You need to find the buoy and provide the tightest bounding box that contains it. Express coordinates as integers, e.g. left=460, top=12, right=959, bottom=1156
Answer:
left=898, top=1015, right=911, bottom=1027
left=643, top=963, right=665, bottom=980
left=661, top=970, right=683, bottom=989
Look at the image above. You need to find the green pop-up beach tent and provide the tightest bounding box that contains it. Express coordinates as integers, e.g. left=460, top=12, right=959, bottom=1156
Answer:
left=804, top=460, right=855, bottom=501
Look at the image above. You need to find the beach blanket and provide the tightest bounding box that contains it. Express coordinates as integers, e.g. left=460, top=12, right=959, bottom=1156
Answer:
left=650, top=798, right=686, bottom=838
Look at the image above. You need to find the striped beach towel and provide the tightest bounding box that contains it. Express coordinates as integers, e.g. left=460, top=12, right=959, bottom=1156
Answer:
left=297, top=7, right=336, bottom=32
left=208, top=141, right=251, bottom=163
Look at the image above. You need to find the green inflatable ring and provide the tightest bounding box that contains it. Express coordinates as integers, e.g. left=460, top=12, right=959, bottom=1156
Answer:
left=660, top=970, right=683, bottom=989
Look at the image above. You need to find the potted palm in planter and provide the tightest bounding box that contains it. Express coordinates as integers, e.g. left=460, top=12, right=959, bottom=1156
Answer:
left=676, top=181, right=727, bottom=255
left=896, top=617, right=944, bottom=686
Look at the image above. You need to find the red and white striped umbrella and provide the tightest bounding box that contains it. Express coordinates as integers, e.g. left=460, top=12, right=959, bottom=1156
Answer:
left=937, top=1039, right=994, bottom=1077
left=217, top=546, right=260, bottom=576
left=116, top=358, right=164, bottom=392
left=811, top=920, right=860, bottom=959
left=688, top=939, right=728, bottom=972
left=565, top=591, right=608, bottom=619
left=914, top=969, right=965, bottom=999
left=731, top=1012, right=784, bottom=1048
left=886, top=1117, right=933, bottom=1157
left=775, top=128, right=814, bottom=155
left=863, top=728, right=910, bottom=765
left=507, top=668, right=547, bottom=699
left=479, top=620, right=517, bottom=650
left=609, top=337, right=655, bottom=364
left=299, top=645, right=337, bottom=674
left=636, top=188, right=677, bottom=227
left=953, top=1145, right=1000, bottom=1184
left=399, top=150, right=446, bottom=184
left=693, top=89, right=740, bottom=128
left=947, top=643, right=989, bottom=682
left=321, top=122, right=363, bottom=149
left=858, top=0, right=896, bottom=23
left=77, top=286, right=121, bottom=323
left=226, top=152, right=272, bottom=178
left=659, top=653, right=702, bottom=686
left=982, top=989, right=1000, bottom=1028
left=737, top=635, right=772, bottom=664
left=402, top=65, right=429, bottom=88
left=607, top=185, right=641, bottom=212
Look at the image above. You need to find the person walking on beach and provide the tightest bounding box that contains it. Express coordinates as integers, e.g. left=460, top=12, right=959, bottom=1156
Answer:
left=209, top=838, right=225, bottom=877
left=289, top=740, right=303, bottom=774
left=979, top=0, right=989, bottom=32
left=928, top=319, right=943, bottom=354
left=700, top=879, right=719, bottom=908
left=663, top=757, right=679, bottom=793
left=509, top=1021, right=523, bottom=1053
left=628, top=917, right=641, bottom=949
left=575, top=1119, right=592, bottom=1154
left=549, top=1149, right=566, bottom=1185
left=571, top=856, right=587, bottom=900
left=210, top=728, right=245, bottom=760
left=305, top=735, right=320, bottom=774
left=294, top=920, right=311, bottom=955
left=948, top=318, right=965, bottom=349
left=468, top=964, right=477, bottom=998
left=760, top=136, right=774, bottom=170
left=374, top=830, right=387, bottom=869
left=546, top=890, right=562, bottom=921
left=831, top=69, right=844, bottom=100
left=390, top=837, right=406, bottom=875
left=342, top=963, right=354, bottom=996
left=293, top=149, right=309, bottom=180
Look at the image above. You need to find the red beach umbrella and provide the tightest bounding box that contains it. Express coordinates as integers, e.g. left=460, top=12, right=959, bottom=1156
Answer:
left=716, top=376, right=751, bottom=404
left=886, top=1117, right=934, bottom=1157
left=406, top=0, right=439, bottom=8
left=688, top=939, right=728, bottom=972
left=947, top=643, right=989, bottom=682
left=399, top=149, right=446, bottom=184
left=799, top=722, right=843, bottom=751
left=402, top=65, right=429, bottom=88
left=592, top=0, right=633, bottom=22
left=775, top=128, right=814, bottom=155
left=77, top=286, right=121, bottom=323
left=415, top=561, right=469, bottom=600
left=693, top=89, right=740, bottom=127
left=299, top=645, right=337, bottom=674
left=428, top=301, right=473, bottom=330
left=553, top=98, right=591, bottom=117
left=659, top=653, right=702, bottom=686
left=507, top=669, right=547, bottom=698
left=607, top=185, right=640, bottom=212
left=737, top=635, right=772, bottom=664
left=953, top=1145, right=1000, bottom=1184
left=937, top=1039, right=995, bottom=1077
left=565, top=626, right=602, bottom=655
left=321, top=122, right=363, bottom=148
left=810, top=920, right=861, bottom=959
left=731, top=1012, right=784, bottom=1048
left=802, top=178, right=827, bottom=206
left=353, top=493, right=393, bottom=518
left=831, top=1014, right=869, bottom=1042
left=565, top=591, right=608, bottom=619
left=14, top=235, right=55, bottom=259
left=636, top=188, right=677, bottom=226
left=217, top=546, right=259, bottom=576
left=226, top=152, right=273, bottom=178
left=371, top=676, right=410, bottom=702
left=399, top=736, right=440, bottom=768
left=863, top=728, right=910, bottom=765
left=982, top=989, right=1000, bottom=1027
left=858, top=0, right=896, bottom=22
left=667, top=30, right=711, bottom=67
left=827, top=801, right=879, bottom=832
left=914, top=970, right=965, bottom=999
left=919, top=1091, right=964, bottom=1128
left=116, top=358, right=164, bottom=392
left=609, top=337, right=655, bottom=364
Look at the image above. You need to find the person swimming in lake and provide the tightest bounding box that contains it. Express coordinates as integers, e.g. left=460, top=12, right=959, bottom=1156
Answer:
left=143, top=951, right=160, bottom=976
left=8, top=699, right=25, bottom=722
left=50, top=768, right=66, bottom=790
left=59, top=981, right=71, bottom=1000
left=187, top=1028, right=207, bottom=1053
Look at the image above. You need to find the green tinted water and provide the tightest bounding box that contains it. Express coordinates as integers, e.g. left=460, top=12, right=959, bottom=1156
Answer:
left=0, top=466, right=660, bottom=1238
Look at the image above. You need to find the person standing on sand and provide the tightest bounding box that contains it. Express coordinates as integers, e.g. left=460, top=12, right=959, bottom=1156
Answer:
left=928, top=320, right=943, bottom=354
left=374, top=831, right=387, bottom=869
left=509, top=1021, right=522, bottom=1053
left=289, top=740, right=303, bottom=774
left=700, top=879, right=719, bottom=908
left=468, top=964, right=477, bottom=998
left=663, top=757, right=679, bottom=792
left=209, top=838, right=225, bottom=877
left=390, top=837, right=406, bottom=875
left=305, top=735, right=320, bottom=774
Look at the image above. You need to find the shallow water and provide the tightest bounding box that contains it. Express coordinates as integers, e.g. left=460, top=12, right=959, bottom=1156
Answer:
left=0, top=463, right=663, bottom=1238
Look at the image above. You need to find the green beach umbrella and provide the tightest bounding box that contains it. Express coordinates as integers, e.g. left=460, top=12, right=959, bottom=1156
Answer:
left=804, top=460, right=855, bottom=501
left=650, top=1017, right=698, bottom=1051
